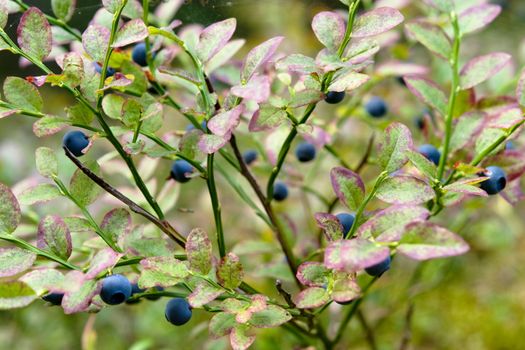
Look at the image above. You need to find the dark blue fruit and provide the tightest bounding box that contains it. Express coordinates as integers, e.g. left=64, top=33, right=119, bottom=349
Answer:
left=365, top=96, right=388, bottom=118
left=506, top=141, right=515, bottom=150
left=132, top=43, right=148, bottom=67
left=165, top=298, right=192, bottom=326
left=418, top=144, right=441, bottom=166
left=243, top=150, right=258, bottom=165
left=93, top=62, right=116, bottom=77
left=100, top=274, right=132, bottom=305
left=171, top=160, right=194, bottom=183
left=336, top=213, right=355, bottom=237
left=185, top=120, right=207, bottom=132
left=42, top=293, right=64, bottom=306
left=273, top=181, right=289, bottom=201
left=365, top=256, right=391, bottom=276
left=480, top=166, right=507, bottom=195
left=63, top=130, right=89, bottom=157
left=295, top=142, right=316, bottom=162
left=325, top=91, right=346, bottom=104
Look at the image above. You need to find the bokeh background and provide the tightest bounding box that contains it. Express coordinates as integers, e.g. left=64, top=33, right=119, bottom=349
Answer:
left=1, top=0, right=525, bottom=349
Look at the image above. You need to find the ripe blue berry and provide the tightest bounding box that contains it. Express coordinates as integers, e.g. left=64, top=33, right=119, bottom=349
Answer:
left=506, top=141, right=515, bottom=150
left=63, top=130, right=89, bottom=157
left=365, top=96, right=388, bottom=118
left=480, top=166, right=507, bottom=195
left=243, top=149, right=258, bottom=165
left=100, top=274, right=132, bottom=305
left=325, top=91, right=346, bottom=104
left=185, top=120, right=207, bottom=131
left=42, top=293, right=64, bottom=306
left=273, top=181, right=289, bottom=201
left=336, top=213, right=355, bottom=237
left=365, top=256, right=391, bottom=277
left=418, top=144, right=441, bottom=165
left=93, top=62, right=116, bottom=77
left=132, top=43, right=148, bottom=67
left=165, top=298, right=192, bottom=326
left=295, top=142, right=316, bottom=162
left=171, top=160, right=194, bottom=183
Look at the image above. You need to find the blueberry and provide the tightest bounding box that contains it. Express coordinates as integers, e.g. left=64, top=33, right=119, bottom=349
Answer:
left=272, top=181, right=289, bottom=201
left=396, top=76, right=406, bottom=86
left=365, top=96, right=388, bottom=118
left=335, top=213, right=355, bottom=237
left=506, top=141, right=515, bottom=150
left=170, top=160, right=194, bottom=183
left=100, top=274, right=132, bottom=305
left=417, top=144, right=441, bottom=165
left=63, top=130, right=89, bottom=157
left=42, top=293, right=64, bottom=306
left=165, top=298, right=192, bottom=326
left=185, top=120, right=207, bottom=132
left=144, top=286, right=164, bottom=300
left=295, top=142, right=316, bottom=162
left=415, top=115, right=425, bottom=130
left=93, top=62, right=116, bottom=77
left=480, top=166, right=507, bottom=195
left=132, top=43, right=148, bottom=67
left=325, top=91, right=346, bottom=104
left=335, top=300, right=353, bottom=306
left=243, top=149, right=258, bottom=165
left=365, top=256, right=391, bottom=277
left=131, top=283, right=145, bottom=295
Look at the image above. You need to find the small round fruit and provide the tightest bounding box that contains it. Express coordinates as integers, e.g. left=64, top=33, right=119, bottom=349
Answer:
left=335, top=213, right=355, bottom=237
left=93, top=62, right=116, bottom=77
left=273, top=181, right=289, bottom=201
left=170, top=160, right=194, bottom=183
left=132, top=43, right=148, bottom=67
left=365, top=96, right=388, bottom=118
left=165, top=298, right=192, bottom=326
left=506, top=141, right=515, bottom=150
left=325, top=91, right=346, bottom=104
left=100, top=274, right=132, bottom=305
left=295, top=142, right=316, bottom=162
left=42, top=293, right=64, bottom=306
left=63, top=130, right=89, bottom=157
left=418, top=144, right=441, bottom=166
left=243, top=150, right=258, bottom=165
left=365, top=256, right=391, bottom=277
left=480, top=166, right=507, bottom=195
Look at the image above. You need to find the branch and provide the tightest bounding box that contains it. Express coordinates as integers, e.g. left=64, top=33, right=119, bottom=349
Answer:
left=398, top=303, right=415, bottom=350
left=357, top=310, right=378, bottom=350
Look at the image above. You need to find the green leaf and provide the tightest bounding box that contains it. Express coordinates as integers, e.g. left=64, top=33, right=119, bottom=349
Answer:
left=18, top=184, right=62, bottom=205
left=120, top=60, right=148, bottom=96
left=217, top=252, right=244, bottom=290
left=51, top=0, right=75, bottom=22
left=35, top=147, right=58, bottom=178
left=314, top=212, right=343, bottom=241
left=332, top=274, right=361, bottom=304
left=450, top=112, right=485, bottom=152
left=209, top=312, right=236, bottom=338
left=20, top=269, right=64, bottom=295
left=0, top=183, right=21, bottom=234
left=3, top=76, right=43, bottom=112
left=0, top=3, right=8, bottom=29
left=378, top=122, right=413, bottom=173
left=288, top=89, right=324, bottom=108
left=405, top=20, right=451, bottom=60
left=458, top=4, right=501, bottom=36
left=293, top=287, right=330, bottom=309
left=197, top=18, right=237, bottom=63
left=351, top=7, right=404, bottom=38
left=102, top=94, right=125, bottom=120
left=324, top=238, right=390, bottom=273
left=0, top=281, right=37, bottom=309
left=188, top=281, right=223, bottom=308
left=460, top=53, right=511, bottom=90
left=296, top=262, right=331, bottom=287
left=186, top=228, right=213, bottom=275
left=61, top=271, right=100, bottom=314
left=85, top=248, right=123, bottom=279
left=67, top=102, right=95, bottom=125
left=250, top=305, right=292, bottom=328
left=376, top=175, right=435, bottom=205
left=248, top=104, right=287, bottom=132
left=112, top=19, right=148, bottom=48
left=517, top=68, right=525, bottom=107
left=37, top=215, right=72, bottom=260
left=330, top=167, right=365, bottom=211
left=230, top=324, right=256, bottom=350
left=328, top=70, right=369, bottom=92
left=138, top=257, right=189, bottom=289
left=32, top=116, right=70, bottom=137
left=100, top=208, right=131, bottom=246
left=82, top=24, right=110, bottom=63
left=69, top=160, right=103, bottom=207
left=62, top=52, right=84, bottom=87
left=407, top=150, right=438, bottom=180
left=404, top=76, right=448, bottom=116
left=241, top=36, right=283, bottom=82
left=102, top=0, right=122, bottom=13
left=475, top=128, right=506, bottom=157
left=312, top=11, right=345, bottom=52
left=17, top=7, right=52, bottom=61
left=0, top=247, right=36, bottom=277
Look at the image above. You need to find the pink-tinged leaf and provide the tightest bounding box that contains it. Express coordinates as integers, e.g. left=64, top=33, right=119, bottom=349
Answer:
left=231, top=75, right=270, bottom=103
left=208, top=105, right=245, bottom=137
left=0, top=281, right=37, bottom=309
left=17, top=7, right=52, bottom=61
left=198, top=134, right=229, bottom=154
left=102, top=0, right=122, bottom=13
left=85, top=248, right=123, bottom=279
left=330, top=167, right=365, bottom=211
left=112, top=19, right=148, bottom=48
left=501, top=179, right=525, bottom=205
left=209, top=312, right=237, bottom=338
left=443, top=182, right=488, bottom=199
left=376, top=61, right=429, bottom=76
left=0, top=248, right=36, bottom=277
left=487, top=107, right=524, bottom=130
left=248, top=104, right=287, bottom=132
left=275, top=54, right=319, bottom=75
left=378, top=122, right=413, bottom=173
left=423, top=0, right=454, bottom=12
left=407, top=150, right=438, bottom=180
left=0, top=2, right=8, bottom=29
left=346, top=40, right=380, bottom=64
left=405, top=20, right=451, bottom=60
left=312, top=11, right=345, bottom=52
left=217, top=252, right=244, bottom=290
left=20, top=269, right=64, bottom=295
left=404, top=76, right=448, bottom=116
left=293, top=287, right=330, bottom=309
left=138, top=257, right=189, bottom=289
left=450, top=111, right=486, bottom=152
left=517, top=68, right=525, bottom=107
left=250, top=304, right=291, bottom=328
left=230, top=325, right=256, bottom=350
left=314, top=212, right=344, bottom=241
left=82, top=24, right=110, bottom=62
left=4, top=76, right=43, bottom=112
left=329, top=71, right=370, bottom=92
left=300, top=125, right=332, bottom=148
left=197, top=18, right=236, bottom=63
left=324, top=238, right=390, bottom=272
left=352, top=7, right=404, bottom=38
left=332, top=274, right=361, bottom=303
left=188, top=281, right=223, bottom=308
left=397, top=222, right=470, bottom=260
left=242, top=36, right=284, bottom=82
left=0, top=182, right=21, bottom=234
left=51, top=0, right=76, bottom=22
left=459, top=4, right=501, bottom=35
left=376, top=176, right=435, bottom=205
left=289, top=89, right=324, bottom=108
left=206, top=38, right=245, bottom=73
left=0, top=109, right=18, bottom=119
left=100, top=72, right=134, bottom=91
left=296, top=262, right=331, bottom=287
left=33, top=116, right=70, bottom=137
left=186, top=228, right=213, bottom=275
left=460, top=52, right=511, bottom=90
left=100, top=208, right=131, bottom=247
left=61, top=271, right=100, bottom=314
left=37, top=215, right=72, bottom=260
left=358, top=205, right=430, bottom=242
left=18, top=184, right=62, bottom=206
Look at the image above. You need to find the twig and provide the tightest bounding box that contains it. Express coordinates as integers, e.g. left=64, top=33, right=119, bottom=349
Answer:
left=357, top=310, right=378, bottom=350
left=276, top=280, right=297, bottom=308
left=398, top=303, right=415, bottom=350
left=355, top=133, right=375, bottom=174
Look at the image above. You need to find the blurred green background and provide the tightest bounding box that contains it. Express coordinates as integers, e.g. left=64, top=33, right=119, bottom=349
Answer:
left=1, top=0, right=525, bottom=349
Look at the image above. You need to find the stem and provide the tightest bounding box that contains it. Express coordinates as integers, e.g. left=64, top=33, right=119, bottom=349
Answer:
left=337, top=0, right=361, bottom=58
left=207, top=154, right=226, bottom=257
left=358, top=310, right=378, bottom=350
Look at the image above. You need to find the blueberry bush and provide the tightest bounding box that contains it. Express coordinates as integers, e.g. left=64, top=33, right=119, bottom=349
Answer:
left=0, top=0, right=524, bottom=349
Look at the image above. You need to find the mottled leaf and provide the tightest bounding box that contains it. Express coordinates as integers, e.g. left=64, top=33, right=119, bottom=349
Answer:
left=51, top=0, right=75, bottom=22
left=330, top=167, right=365, bottom=211
left=138, top=256, right=189, bottom=288
left=17, top=7, right=52, bottom=60
left=378, top=122, right=413, bottom=173
left=198, top=134, right=228, bottom=154
left=188, top=281, right=223, bottom=308
left=404, top=76, right=448, bottom=116
left=0, top=281, right=36, bottom=309
left=328, top=71, right=369, bottom=92
left=209, top=312, right=237, bottom=338
left=250, top=305, right=292, bottom=328
left=20, top=269, right=64, bottom=295
left=217, top=252, right=243, bottom=290
left=314, top=212, right=343, bottom=241
left=18, top=184, right=62, bottom=205
left=352, top=7, right=404, bottom=38
left=230, top=324, right=255, bottom=350
left=517, top=68, right=525, bottom=107
left=69, top=160, right=103, bottom=207
left=293, top=287, right=330, bottom=309
left=61, top=271, right=100, bottom=314
left=376, top=176, right=435, bottom=205
left=459, top=4, right=501, bottom=35
left=275, top=54, right=319, bottom=75
left=231, top=74, right=270, bottom=103
left=324, top=238, right=390, bottom=272
left=0, top=183, right=21, bottom=234
left=35, top=147, right=58, bottom=178
left=405, top=20, right=451, bottom=59
left=112, top=19, right=148, bottom=48
left=100, top=208, right=131, bottom=246
left=312, top=11, right=345, bottom=52
left=296, top=262, right=331, bottom=287
left=332, top=274, right=361, bottom=303
left=460, top=53, right=511, bottom=90
left=186, top=228, right=213, bottom=275
left=248, top=104, right=287, bottom=132
left=33, top=116, right=70, bottom=137
left=208, top=105, right=244, bottom=137
left=102, top=0, right=123, bottom=13
left=197, top=18, right=236, bottom=63
left=86, top=248, right=123, bottom=279
left=0, top=247, right=36, bottom=277
left=37, top=215, right=72, bottom=260
left=3, top=76, right=43, bottom=112
left=407, top=150, right=438, bottom=180
left=82, top=24, right=110, bottom=62
left=450, top=111, right=485, bottom=152
left=241, top=36, right=284, bottom=82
